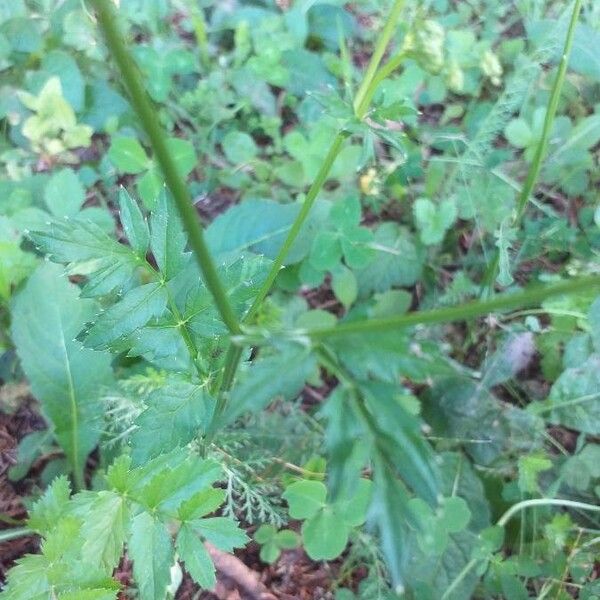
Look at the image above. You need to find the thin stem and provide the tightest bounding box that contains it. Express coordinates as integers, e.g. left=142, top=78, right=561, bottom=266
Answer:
left=217, top=0, right=410, bottom=402
left=441, top=558, right=478, bottom=600
left=355, top=50, right=407, bottom=118
left=497, top=498, right=600, bottom=528
left=245, top=132, right=349, bottom=322
left=353, top=0, right=406, bottom=117
left=483, top=0, right=582, bottom=291
left=306, top=276, right=600, bottom=339
left=91, top=0, right=240, bottom=335
left=0, top=527, right=32, bottom=543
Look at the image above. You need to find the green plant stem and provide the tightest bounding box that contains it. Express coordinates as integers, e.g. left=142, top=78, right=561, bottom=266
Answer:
left=354, top=50, right=407, bottom=118
left=306, top=276, right=600, bottom=339
left=482, top=0, right=582, bottom=293
left=0, top=527, right=33, bottom=543
left=497, top=498, right=600, bottom=528
left=91, top=0, right=240, bottom=336
left=443, top=496, right=600, bottom=598
left=216, top=0, right=410, bottom=405
left=353, top=0, right=406, bottom=117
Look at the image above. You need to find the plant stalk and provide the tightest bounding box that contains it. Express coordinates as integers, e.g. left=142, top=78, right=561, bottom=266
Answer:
left=482, top=0, right=582, bottom=292
left=0, top=527, right=33, bottom=543
left=91, top=0, right=241, bottom=336
left=217, top=0, right=409, bottom=402
left=353, top=0, right=406, bottom=117
left=306, top=276, right=600, bottom=339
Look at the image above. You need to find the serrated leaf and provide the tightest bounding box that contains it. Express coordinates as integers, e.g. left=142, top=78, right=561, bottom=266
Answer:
left=29, top=219, right=141, bottom=297
left=108, top=137, right=150, bottom=174
left=150, top=189, right=187, bottom=280
left=79, top=491, right=128, bottom=573
left=10, top=264, right=113, bottom=483
left=220, top=345, right=317, bottom=427
left=192, top=517, right=248, bottom=552
left=27, top=476, right=72, bottom=534
left=176, top=524, right=216, bottom=590
left=128, top=512, right=173, bottom=600
left=84, top=282, right=168, bottom=350
left=130, top=378, right=214, bottom=465
left=118, top=187, right=149, bottom=257
left=133, top=456, right=221, bottom=514
left=178, top=488, right=226, bottom=522
left=57, top=590, right=118, bottom=600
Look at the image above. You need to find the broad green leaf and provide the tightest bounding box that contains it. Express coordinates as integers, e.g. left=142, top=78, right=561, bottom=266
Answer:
left=11, top=264, right=112, bottom=483
left=118, top=187, right=149, bottom=256
left=165, top=137, right=196, bottom=177
left=178, top=488, right=226, bottom=522
left=355, top=223, right=423, bottom=296
left=504, top=118, right=532, bottom=148
left=283, top=480, right=326, bottom=519
left=57, top=590, right=118, bottom=600
left=220, top=345, right=317, bottom=426
left=130, top=378, right=214, bottom=464
left=332, top=265, right=358, bottom=308
left=192, top=517, right=248, bottom=552
left=176, top=524, right=216, bottom=590
left=310, top=230, right=341, bottom=271
left=222, top=131, right=257, bottom=164
left=84, top=282, right=168, bottom=350
left=413, top=197, right=457, bottom=245
left=205, top=198, right=320, bottom=264
left=544, top=355, right=600, bottom=435
left=108, top=137, right=150, bottom=174
left=150, top=189, right=187, bottom=280
left=302, top=507, right=350, bottom=560
left=128, top=512, right=173, bottom=600
left=44, top=168, right=85, bottom=217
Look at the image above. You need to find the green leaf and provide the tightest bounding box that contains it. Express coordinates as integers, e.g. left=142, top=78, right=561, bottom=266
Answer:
left=11, top=264, right=113, bottom=484
left=176, top=524, right=216, bottom=590
left=220, top=345, right=317, bottom=426
left=310, top=230, right=342, bottom=272
left=413, top=197, right=457, bottom=245
left=302, top=507, right=350, bottom=560
left=118, top=187, right=149, bottom=257
left=205, top=198, right=320, bottom=264
left=504, top=118, right=532, bottom=148
left=222, top=131, right=257, bottom=164
left=130, top=378, right=214, bottom=464
left=150, top=189, right=187, bottom=280
left=79, top=491, right=128, bottom=573
left=128, top=512, right=173, bottom=600
left=355, top=223, right=423, bottom=296
left=44, top=168, right=86, bottom=217
left=165, top=137, right=196, bottom=178
left=29, top=219, right=140, bottom=297
left=84, top=282, right=168, bottom=350
left=283, top=480, right=326, bottom=519
left=108, top=137, right=150, bottom=174
left=27, top=476, right=72, bottom=534
left=545, top=355, right=600, bottom=435
left=192, top=517, right=248, bottom=552
left=178, top=489, right=226, bottom=522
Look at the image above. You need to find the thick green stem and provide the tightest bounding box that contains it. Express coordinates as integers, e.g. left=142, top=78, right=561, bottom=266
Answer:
left=483, top=0, right=582, bottom=292
left=305, top=276, right=600, bottom=339
left=353, top=0, right=406, bottom=117
left=92, top=0, right=240, bottom=335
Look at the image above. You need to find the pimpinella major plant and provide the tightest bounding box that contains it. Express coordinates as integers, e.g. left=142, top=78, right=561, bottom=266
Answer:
left=3, top=0, right=600, bottom=598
